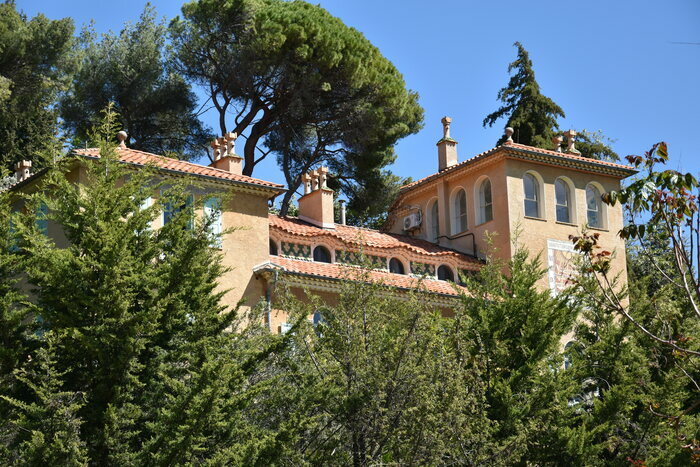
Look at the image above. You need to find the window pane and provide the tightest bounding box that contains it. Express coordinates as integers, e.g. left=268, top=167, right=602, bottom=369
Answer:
left=524, top=174, right=537, bottom=201
left=557, top=205, right=570, bottom=223
left=524, top=199, right=539, bottom=217
left=431, top=201, right=439, bottom=241
left=586, top=186, right=599, bottom=211
left=484, top=204, right=493, bottom=223
left=483, top=180, right=492, bottom=204
left=555, top=180, right=568, bottom=206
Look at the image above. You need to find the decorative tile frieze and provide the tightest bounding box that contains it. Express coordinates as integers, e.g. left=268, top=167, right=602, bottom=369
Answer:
left=410, top=262, right=435, bottom=277
left=281, top=242, right=311, bottom=259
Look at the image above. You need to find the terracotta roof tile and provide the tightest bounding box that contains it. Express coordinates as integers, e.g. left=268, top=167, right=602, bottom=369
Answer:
left=74, top=147, right=284, bottom=191
left=270, top=215, right=481, bottom=267
left=400, top=142, right=635, bottom=192
left=268, top=255, right=465, bottom=296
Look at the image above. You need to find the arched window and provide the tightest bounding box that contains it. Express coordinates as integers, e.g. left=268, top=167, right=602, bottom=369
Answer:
left=555, top=179, right=572, bottom=223
left=313, top=245, right=332, bottom=263
left=451, top=189, right=468, bottom=234
left=523, top=173, right=540, bottom=217
left=437, top=265, right=454, bottom=282
left=430, top=200, right=439, bottom=242
left=389, top=258, right=405, bottom=275
left=269, top=239, right=278, bottom=256
left=586, top=184, right=603, bottom=228
left=478, top=179, right=493, bottom=224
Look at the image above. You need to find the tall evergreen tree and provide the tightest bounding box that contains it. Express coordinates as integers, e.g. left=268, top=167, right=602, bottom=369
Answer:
left=0, top=107, right=276, bottom=463
left=61, top=5, right=212, bottom=161
left=484, top=42, right=619, bottom=161
left=483, top=42, right=565, bottom=148
left=0, top=2, right=76, bottom=171
left=455, top=239, right=578, bottom=463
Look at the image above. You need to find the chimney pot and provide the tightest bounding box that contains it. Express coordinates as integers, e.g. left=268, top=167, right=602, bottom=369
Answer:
left=117, top=130, right=128, bottom=148
left=552, top=135, right=564, bottom=152
left=339, top=200, right=347, bottom=225
left=564, top=129, right=581, bottom=155
left=14, top=160, right=32, bottom=182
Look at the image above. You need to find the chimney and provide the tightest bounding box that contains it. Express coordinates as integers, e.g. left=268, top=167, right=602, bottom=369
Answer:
left=14, top=160, right=31, bottom=182
left=298, top=166, right=335, bottom=229
left=209, top=132, right=243, bottom=175
left=436, top=116, right=458, bottom=171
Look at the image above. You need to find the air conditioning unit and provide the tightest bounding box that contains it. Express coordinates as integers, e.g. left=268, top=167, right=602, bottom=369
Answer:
left=403, top=211, right=422, bottom=231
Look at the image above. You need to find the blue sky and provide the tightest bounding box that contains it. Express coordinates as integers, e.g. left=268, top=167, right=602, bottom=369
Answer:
left=17, top=0, right=700, bottom=191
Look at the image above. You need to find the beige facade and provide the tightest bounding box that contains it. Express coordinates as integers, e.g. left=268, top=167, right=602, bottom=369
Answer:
left=8, top=122, right=636, bottom=334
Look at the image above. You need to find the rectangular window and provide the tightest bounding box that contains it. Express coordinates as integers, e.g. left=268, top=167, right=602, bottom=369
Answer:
left=163, top=193, right=194, bottom=230
left=203, top=197, right=223, bottom=248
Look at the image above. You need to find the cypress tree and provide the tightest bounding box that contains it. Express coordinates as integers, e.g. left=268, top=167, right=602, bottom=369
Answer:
left=483, top=42, right=565, bottom=148
left=1, top=107, right=276, bottom=463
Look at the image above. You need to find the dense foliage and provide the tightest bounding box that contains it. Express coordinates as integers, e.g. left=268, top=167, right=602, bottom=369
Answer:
left=170, top=0, right=423, bottom=218
left=0, top=1, right=76, bottom=171
left=60, top=5, right=211, bottom=160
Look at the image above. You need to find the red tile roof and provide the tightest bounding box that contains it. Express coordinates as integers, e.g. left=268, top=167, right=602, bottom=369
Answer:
left=400, top=141, right=636, bottom=192
left=74, top=147, right=285, bottom=191
left=268, top=255, right=465, bottom=296
left=270, top=215, right=481, bottom=267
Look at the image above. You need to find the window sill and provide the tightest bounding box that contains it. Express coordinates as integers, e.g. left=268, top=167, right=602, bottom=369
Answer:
left=475, top=219, right=495, bottom=228
left=555, top=221, right=578, bottom=227
left=587, top=226, right=609, bottom=232
left=524, top=216, right=547, bottom=222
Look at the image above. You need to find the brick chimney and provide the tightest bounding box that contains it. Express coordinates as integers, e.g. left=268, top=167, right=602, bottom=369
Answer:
left=14, top=160, right=31, bottom=182
left=437, top=116, right=458, bottom=171
left=209, top=132, right=243, bottom=175
left=298, top=166, right=335, bottom=229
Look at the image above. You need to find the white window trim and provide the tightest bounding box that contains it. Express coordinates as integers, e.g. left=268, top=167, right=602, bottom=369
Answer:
left=450, top=187, right=468, bottom=235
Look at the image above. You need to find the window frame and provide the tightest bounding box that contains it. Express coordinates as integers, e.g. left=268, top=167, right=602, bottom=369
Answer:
left=437, top=265, right=455, bottom=282
left=523, top=173, right=541, bottom=218
left=312, top=245, right=332, bottom=263
left=476, top=178, right=493, bottom=225
left=428, top=198, right=440, bottom=242
left=450, top=188, right=468, bottom=235
left=555, top=178, right=573, bottom=224
left=586, top=183, right=605, bottom=228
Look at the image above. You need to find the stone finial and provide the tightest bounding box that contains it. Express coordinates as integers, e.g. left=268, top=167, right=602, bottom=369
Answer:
left=564, top=129, right=581, bottom=155
left=552, top=135, right=564, bottom=152
left=301, top=172, right=311, bottom=195
left=441, top=116, right=452, bottom=139
left=504, top=127, right=514, bottom=144
left=317, top=166, right=329, bottom=190
left=14, top=160, right=31, bottom=182
left=117, top=130, right=128, bottom=148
